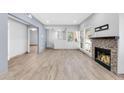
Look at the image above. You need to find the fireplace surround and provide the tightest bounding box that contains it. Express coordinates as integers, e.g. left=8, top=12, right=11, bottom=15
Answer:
left=91, top=37, right=118, bottom=74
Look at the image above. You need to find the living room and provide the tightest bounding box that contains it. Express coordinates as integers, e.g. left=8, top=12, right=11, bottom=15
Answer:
left=0, top=0, right=124, bottom=93
left=0, top=13, right=124, bottom=80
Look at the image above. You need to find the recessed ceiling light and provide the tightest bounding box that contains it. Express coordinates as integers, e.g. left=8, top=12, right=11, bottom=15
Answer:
left=46, top=20, right=50, bottom=23
left=31, top=28, right=37, bottom=31
left=73, top=20, right=77, bottom=23
left=26, top=13, right=32, bottom=19
left=73, top=20, right=77, bottom=24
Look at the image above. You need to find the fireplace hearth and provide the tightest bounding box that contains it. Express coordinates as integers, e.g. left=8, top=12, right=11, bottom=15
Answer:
left=95, top=47, right=111, bottom=70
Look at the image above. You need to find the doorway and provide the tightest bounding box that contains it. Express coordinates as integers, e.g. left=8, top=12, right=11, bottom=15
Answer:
left=28, top=26, right=39, bottom=54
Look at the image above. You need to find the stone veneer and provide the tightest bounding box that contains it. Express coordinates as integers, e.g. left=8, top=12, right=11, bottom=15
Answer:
left=91, top=38, right=118, bottom=74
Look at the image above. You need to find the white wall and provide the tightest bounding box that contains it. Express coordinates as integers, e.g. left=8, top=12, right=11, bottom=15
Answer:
left=46, top=25, right=80, bottom=49
left=10, top=13, right=47, bottom=53
left=46, top=29, right=57, bottom=48
left=0, top=14, right=8, bottom=73
left=118, top=13, right=124, bottom=74
left=8, top=18, right=28, bottom=59
left=30, top=30, right=38, bottom=45
left=54, top=40, right=79, bottom=49
left=80, top=13, right=119, bottom=38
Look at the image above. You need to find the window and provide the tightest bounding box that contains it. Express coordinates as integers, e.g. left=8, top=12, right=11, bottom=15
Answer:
left=57, top=31, right=79, bottom=42
left=68, top=32, right=74, bottom=41
left=68, top=32, right=79, bottom=42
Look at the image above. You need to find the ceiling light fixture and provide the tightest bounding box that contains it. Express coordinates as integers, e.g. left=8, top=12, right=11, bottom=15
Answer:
left=46, top=20, right=50, bottom=23
left=73, top=20, right=77, bottom=23
left=26, top=13, right=33, bottom=19
left=31, top=28, right=37, bottom=31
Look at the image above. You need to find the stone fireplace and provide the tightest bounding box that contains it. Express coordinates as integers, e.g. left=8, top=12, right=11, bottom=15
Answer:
left=91, top=37, right=119, bottom=74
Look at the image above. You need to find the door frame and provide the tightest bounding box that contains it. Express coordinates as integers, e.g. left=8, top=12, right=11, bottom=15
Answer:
left=27, top=26, right=39, bottom=54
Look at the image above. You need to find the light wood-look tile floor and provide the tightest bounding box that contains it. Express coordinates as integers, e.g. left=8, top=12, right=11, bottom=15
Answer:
left=0, top=48, right=124, bottom=80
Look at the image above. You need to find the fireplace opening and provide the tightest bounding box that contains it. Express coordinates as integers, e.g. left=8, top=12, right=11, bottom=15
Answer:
left=95, top=47, right=111, bottom=70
